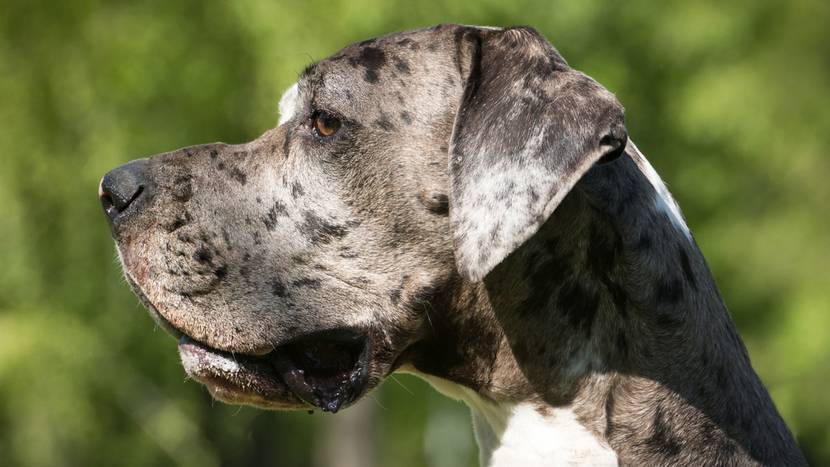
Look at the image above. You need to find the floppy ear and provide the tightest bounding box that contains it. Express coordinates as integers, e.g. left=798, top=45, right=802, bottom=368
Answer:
left=449, top=26, right=628, bottom=282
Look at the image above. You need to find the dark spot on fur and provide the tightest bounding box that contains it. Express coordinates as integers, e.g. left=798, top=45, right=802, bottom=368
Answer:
left=164, top=215, right=188, bottom=233
left=292, top=277, right=321, bottom=289
left=400, top=111, right=412, bottom=124
left=263, top=201, right=287, bottom=231
left=302, top=211, right=348, bottom=244
left=655, top=277, right=684, bottom=305
left=389, top=288, right=402, bottom=305
left=209, top=150, right=218, bottom=159
left=271, top=279, right=288, bottom=297
left=394, top=58, right=411, bottom=74
left=292, top=182, right=305, bottom=198
left=213, top=265, right=227, bottom=279
left=193, top=247, right=212, bottom=264
left=647, top=406, right=682, bottom=457
left=374, top=115, right=394, bottom=131
left=418, top=191, right=449, bottom=215
left=217, top=162, right=225, bottom=170
left=678, top=246, right=697, bottom=290
left=229, top=167, right=247, bottom=185
left=396, top=37, right=419, bottom=50
left=172, top=175, right=193, bottom=202
left=350, top=46, right=386, bottom=83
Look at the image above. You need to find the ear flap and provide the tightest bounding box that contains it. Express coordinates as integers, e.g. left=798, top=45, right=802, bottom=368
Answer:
left=449, top=26, right=628, bottom=282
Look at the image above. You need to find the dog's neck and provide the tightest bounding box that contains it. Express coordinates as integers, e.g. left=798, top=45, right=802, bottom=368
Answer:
left=405, top=144, right=803, bottom=466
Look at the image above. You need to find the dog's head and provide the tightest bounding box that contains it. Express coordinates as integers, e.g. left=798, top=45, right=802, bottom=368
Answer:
left=100, top=25, right=626, bottom=412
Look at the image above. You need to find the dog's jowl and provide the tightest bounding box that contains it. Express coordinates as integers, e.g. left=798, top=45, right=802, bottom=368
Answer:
left=100, top=24, right=806, bottom=466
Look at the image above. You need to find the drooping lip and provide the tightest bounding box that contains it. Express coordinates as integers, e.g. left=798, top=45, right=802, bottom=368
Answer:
left=123, top=272, right=372, bottom=412
left=179, top=331, right=372, bottom=413
left=178, top=336, right=302, bottom=409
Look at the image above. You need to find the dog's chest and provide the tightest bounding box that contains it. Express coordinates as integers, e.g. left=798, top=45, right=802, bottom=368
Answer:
left=411, top=369, right=617, bottom=466
left=472, top=403, right=618, bottom=467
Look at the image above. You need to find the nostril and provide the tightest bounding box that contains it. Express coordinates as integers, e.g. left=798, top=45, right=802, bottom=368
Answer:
left=99, top=159, right=150, bottom=221
left=100, top=185, right=143, bottom=218
left=100, top=192, right=115, bottom=215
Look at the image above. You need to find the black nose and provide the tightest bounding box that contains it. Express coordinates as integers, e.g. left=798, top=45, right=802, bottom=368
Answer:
left=99, top=159, right=150, bottom=222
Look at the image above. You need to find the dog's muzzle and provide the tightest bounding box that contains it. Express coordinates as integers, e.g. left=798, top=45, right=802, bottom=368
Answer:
left=123, top=270, right=372, bottom=413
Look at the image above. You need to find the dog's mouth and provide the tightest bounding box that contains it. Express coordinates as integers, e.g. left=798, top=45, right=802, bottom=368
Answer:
left=179, top=330, right=371, bottom=413
left=125, top=272, right=371, bottom=413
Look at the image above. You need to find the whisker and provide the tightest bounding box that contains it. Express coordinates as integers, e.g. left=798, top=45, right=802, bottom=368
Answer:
left=390, top=375, right=415, bottom=396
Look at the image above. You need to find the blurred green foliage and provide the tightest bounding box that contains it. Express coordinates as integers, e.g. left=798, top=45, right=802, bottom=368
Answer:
left=1, top=0, right=828, bottom=465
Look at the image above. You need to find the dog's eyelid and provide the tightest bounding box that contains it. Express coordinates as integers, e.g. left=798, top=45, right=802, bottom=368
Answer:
left=307, top=108, right=345, bottom=140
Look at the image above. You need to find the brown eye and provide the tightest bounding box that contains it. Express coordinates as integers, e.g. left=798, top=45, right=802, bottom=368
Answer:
left=312, top=112, right=342, bottom=138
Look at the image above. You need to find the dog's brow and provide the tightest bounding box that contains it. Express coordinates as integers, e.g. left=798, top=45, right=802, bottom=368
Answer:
left=301, top=62, right=320, bottom=79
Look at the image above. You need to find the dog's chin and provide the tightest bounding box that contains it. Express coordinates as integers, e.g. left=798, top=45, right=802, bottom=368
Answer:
left=121, top=270, right=373, bottom=413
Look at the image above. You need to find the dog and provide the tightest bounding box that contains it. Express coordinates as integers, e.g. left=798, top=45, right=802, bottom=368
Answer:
left=99, top=24, right=806, bottom=466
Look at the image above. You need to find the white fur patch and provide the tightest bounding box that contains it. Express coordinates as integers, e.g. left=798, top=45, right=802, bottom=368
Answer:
left=401, top=366, right=618, bottom=466
left=629, top=142, right=691, bottom=240
left=488, top=405, right=618, bottom=467
left=278, top=82, right=299, bottom=125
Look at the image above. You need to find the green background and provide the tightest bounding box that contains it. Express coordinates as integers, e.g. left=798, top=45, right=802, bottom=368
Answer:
left=1, top=0, right=828, bottom=465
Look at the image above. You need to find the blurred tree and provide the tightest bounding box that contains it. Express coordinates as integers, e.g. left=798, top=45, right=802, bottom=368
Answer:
left=0, top=0, right=827, bottom=465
